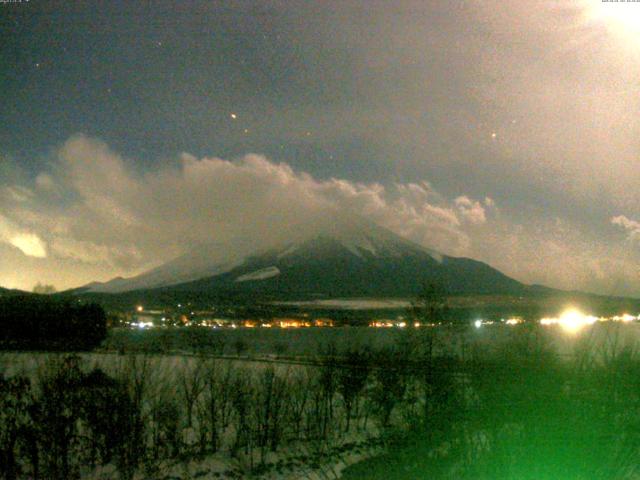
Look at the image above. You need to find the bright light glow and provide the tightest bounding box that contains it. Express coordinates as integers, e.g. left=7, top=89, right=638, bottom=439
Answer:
left=505, top=318, right=522, bottom=326
left=559, top=309, right=596, bottom=333
left=136, top=305, right=143, bottom=312
left=620, top=313, right=635, bottom=323
left=585, top=0, right=640, bottom=35
left=474, top=320, right=482, bottom=329
left=540, top=309, right=597, bottom=333
left=9, top=233, right=47, bottom=258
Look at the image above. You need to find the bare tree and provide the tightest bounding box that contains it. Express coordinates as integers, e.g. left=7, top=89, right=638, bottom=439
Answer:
left=0, top=375, right=31, bottom=480
left=34, top=355, right=85, bottom=480
left=370, top=348, right=409, bottom=428
left=195, top=359, right=236, bottom=454
left=113, top=354, right=153, bottom=480
left=252, top=367, right=289, bottom=464
left=32, top=282, right=57, bottom=294
left=178, top=357, right=206, bottom=428
left=287, top=368, right=311, bottom=439
left=231, top=370, right=253, bottom=459
left=150, top=396, right=181, bottom=459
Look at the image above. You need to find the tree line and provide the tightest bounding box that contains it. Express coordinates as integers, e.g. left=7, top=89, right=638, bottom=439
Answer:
left=0, top=334, right=461, bottom=480
left=0, top=295, right=107, bottom=350
left=4, top=323, right=640, bottom=480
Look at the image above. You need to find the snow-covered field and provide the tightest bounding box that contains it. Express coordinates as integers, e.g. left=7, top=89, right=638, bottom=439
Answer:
left=4, top=322, right=640, bottom=479
left=0, top=352, right=389, bottom=480
left=101, top=321, right=640, bottom=360
left=102, top=326, right=403, bottom=357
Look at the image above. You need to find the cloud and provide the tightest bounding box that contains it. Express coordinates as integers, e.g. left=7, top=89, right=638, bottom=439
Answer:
left=49, top=237, right=142, bottom=268
left=0, top=135, right=485, bottom=281
left=464, top=214, right=640, bottom=297
left=315, top=180, right=470, bottom=254
left=8, top=233, right=47, bottom=258
left=35, top=173, right=59, bottom=193
left=0, top=214, right=47, bottom=258
left=454, top=196, right=491, bottom=225
left=611, top=215, right=640, bottom=241
left=3, top=135, right=640, bottom=296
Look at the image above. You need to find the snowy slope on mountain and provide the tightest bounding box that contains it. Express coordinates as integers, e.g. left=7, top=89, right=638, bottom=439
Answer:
left=85, top=245, right=247, bottom=293
left=162, top=231, right=524, bottom=297
left=235, top=266, right=281, bottom=282
left=82, top=218, right=524, bottom=297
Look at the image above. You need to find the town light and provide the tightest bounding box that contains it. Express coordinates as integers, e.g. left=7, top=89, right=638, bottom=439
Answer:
left=558, top=309, right=596, bottom=333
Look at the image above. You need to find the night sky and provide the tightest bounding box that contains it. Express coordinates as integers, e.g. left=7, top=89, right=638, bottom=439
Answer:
left=1, top=0, right=640, bottom=295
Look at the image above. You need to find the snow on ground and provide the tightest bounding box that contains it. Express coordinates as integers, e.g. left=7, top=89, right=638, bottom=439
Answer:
left=83, top=433, right=384, bottom=480
left=273, top=298, right=411, bottom=310
left=1, top=352, right=387, bottom=480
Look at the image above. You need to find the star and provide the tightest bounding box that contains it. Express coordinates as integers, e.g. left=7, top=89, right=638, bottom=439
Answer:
left=243, top=128, right=249, bottom=133
left=230, top=113, right=237, bottom=120
left=491, top=132, right=497, bottom=139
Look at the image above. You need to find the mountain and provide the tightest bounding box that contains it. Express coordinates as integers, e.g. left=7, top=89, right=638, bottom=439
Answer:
left=0, top=287, right=29, bottom=297
left=165, top=237, right=524, bottom=297
left=82, top=219, right=526, bottom=298
left=84, top=246, right=249, bottom=293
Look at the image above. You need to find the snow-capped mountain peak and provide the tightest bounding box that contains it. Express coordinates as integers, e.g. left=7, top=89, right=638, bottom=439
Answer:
left=80, top=217, right=521, bottom=296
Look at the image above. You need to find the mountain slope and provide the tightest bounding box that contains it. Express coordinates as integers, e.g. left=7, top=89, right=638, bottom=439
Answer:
left=0, top=286, right=28, bottom=296
left=81, top=245, right=248, bottom=293
left=82, top=219, right=525, bottom=298
left=163, top=235, right=524, bottom=297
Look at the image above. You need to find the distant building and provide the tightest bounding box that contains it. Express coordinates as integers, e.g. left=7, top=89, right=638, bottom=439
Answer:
left=313, top=318, right=334, bottom=327
left=369, top=319, right=406, bottom=328
left=273, top=318, right=312, bottom=328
